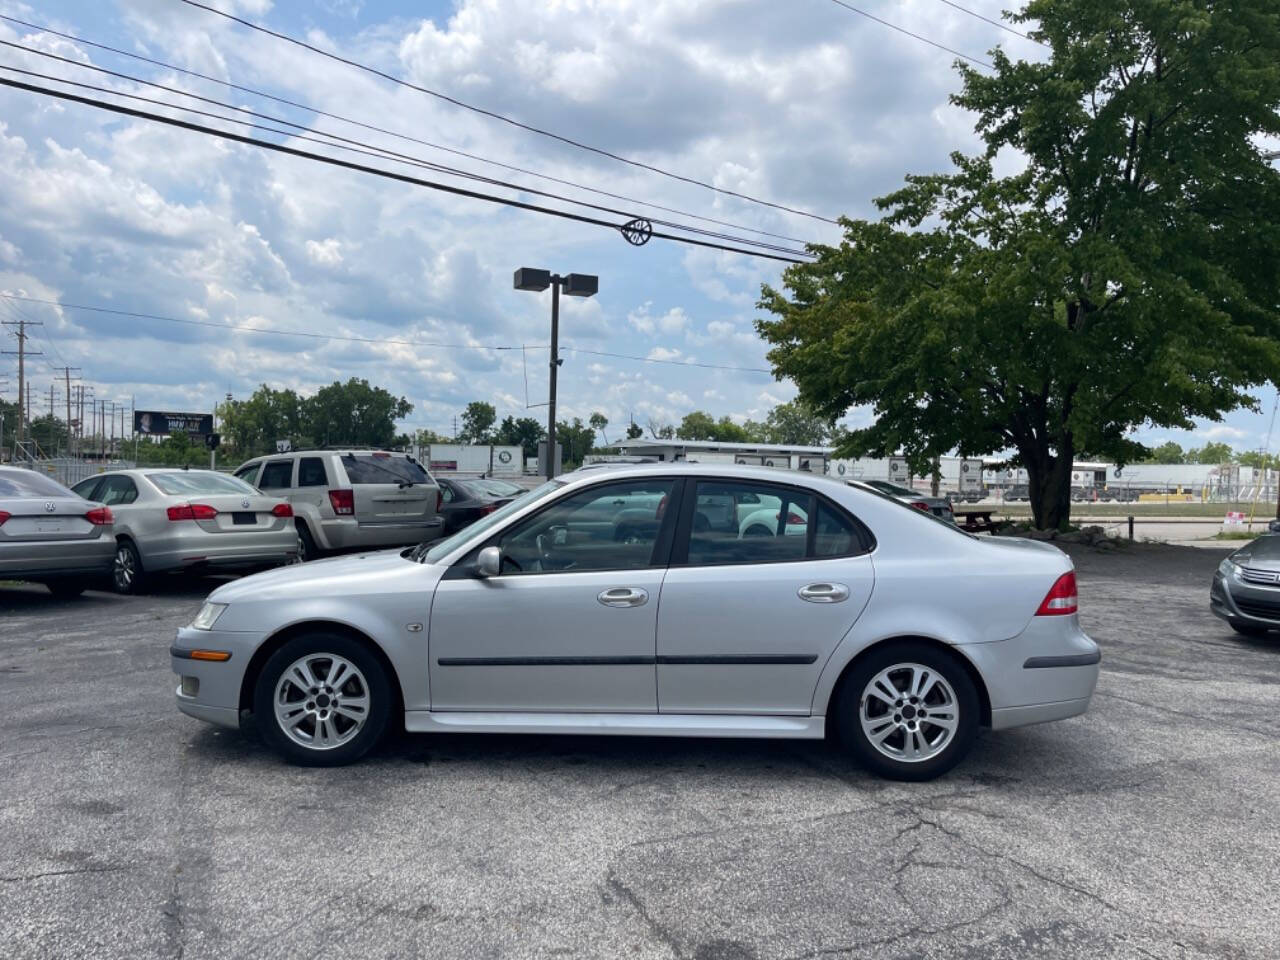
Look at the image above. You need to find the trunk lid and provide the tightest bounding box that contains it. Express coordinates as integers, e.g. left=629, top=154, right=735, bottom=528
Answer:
left=339, top=453, right=438, bottom=522
left=0, top=495, right=101, bottom=542
left=183, top=493, right=293, bottom=535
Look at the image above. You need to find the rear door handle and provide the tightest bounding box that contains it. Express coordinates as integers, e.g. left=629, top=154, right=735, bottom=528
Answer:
left=598, top=587, right=649, bottom=608
left=798, top=582, right=850, bottom=604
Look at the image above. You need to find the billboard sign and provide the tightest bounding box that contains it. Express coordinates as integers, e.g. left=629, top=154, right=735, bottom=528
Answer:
left=959, top=459, right=984, bottom=492
left=134, top=411, right=213, bottom=436
left=888, top=457, right=909, bottom=481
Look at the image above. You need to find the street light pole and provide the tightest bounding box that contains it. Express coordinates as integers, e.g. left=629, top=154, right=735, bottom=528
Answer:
left=514, top=268, right=599, bottom=479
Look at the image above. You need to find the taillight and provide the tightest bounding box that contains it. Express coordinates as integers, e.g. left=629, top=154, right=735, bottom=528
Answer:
left=0, top=510, right=9, bottom=525
left=85, top=506, right=113, bottom=525
left=479, top=503, right=498, bottom=516
left=775, top=511, right=806, bottom=525
left=328, top=489, right=355, bottom=515
left=271, top=503, right=293, bottom=518
left=167, top=504, right=218, bottom=521
left=909, top=500, right=930, bottom=512
left=1036, top=571, right=1078, bottom=616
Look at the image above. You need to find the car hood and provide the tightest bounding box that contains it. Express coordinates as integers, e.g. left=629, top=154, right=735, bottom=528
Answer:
left=208, top=548, right=427, bottom=604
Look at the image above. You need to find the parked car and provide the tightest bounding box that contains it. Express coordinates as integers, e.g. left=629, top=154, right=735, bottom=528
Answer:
left=71, top=468, right=299, bottom=594
left=233, top=449, right=443, bottom=560
left=437, top=477, right=519, bottom=536
left=0, top=466, right=114, bottom=597
left=172, top=462, right=1100, bottom=780
left=1210, top=521, right=1280, bottom=636
left=469, top=477, right=526, bottom=498
left=1003, top=484, right=1031, bottom=502
left=850, top=479, right=955, bottom=523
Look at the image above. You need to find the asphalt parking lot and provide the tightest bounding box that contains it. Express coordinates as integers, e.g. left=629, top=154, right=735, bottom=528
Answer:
left=2, top=543, right=1278, bottom=959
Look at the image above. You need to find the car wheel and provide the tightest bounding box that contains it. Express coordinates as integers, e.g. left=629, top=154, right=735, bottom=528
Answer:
left=295, top=522, right=318, bottom=562
left=112, top=540, right=144, bottom=594
left=1230, top=621, right=1269, bottom=637
left=835, top=642, right=980, bottom=781
left=743, top=524, right=773, bottom=537
left=45, top=581, right=86, bottom=599
left=253, top=633, right=392, bottom=767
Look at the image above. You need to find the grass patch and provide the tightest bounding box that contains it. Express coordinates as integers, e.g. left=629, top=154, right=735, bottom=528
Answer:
left=995, top=502, right=1269, bottom=519
left=1213, top=531, right=1263, bottom=540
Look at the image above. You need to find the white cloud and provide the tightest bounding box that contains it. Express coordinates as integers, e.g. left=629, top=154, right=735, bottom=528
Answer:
left=305, top=238, right=344, bottom=266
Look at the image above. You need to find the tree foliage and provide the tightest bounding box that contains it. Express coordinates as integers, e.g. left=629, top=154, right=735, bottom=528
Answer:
left=493, top=415, right=545, bottom=458
left=757, top=0, right=1280, bottom=529
left=1145, top=441, right=1186, bottom=464
left=220, top=379, right=412, bottom=457
left=459, top=401, right=497, bottom=444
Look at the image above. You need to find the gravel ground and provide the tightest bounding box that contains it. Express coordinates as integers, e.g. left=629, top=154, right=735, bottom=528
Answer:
left=1, top=542, right=1277, bottom=959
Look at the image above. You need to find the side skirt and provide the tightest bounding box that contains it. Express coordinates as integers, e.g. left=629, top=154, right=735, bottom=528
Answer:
left=404, top=711, right=826, bottom=739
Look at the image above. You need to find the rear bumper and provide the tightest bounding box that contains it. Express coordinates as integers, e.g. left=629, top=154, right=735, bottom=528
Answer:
left=318, top=516, right=443, bottom=551
left=0, top=536, right=115, bottom=580
left=959, top=614, right=1100, bottom=730
left=146, top=530, right=299, bottom=573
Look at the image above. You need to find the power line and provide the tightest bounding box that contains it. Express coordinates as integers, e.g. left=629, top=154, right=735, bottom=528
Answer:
left=0, top=295, right=776, bottom=374
left=176, top=0, right=839, bottom=225
left=0, top=76, right=808, bottom=263
left=0, top=20, right=814, bottom=247
left=933, top=0, right=1045, bottom=45
left=0, top=57, right=808, bottom=257
left=825, top=0, right=995, bottom=70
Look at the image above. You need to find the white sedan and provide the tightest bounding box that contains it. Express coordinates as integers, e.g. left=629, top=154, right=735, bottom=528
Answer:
left=170, top=463, right=1100, bottom=780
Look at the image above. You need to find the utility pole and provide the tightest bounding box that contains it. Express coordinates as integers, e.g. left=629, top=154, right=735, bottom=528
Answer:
left=1, top=316, right=41, bottom=449
left=53, top=366, right=81, bottom=456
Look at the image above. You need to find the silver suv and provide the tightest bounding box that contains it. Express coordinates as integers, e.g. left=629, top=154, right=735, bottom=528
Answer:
left=233, top=450, right=442, bottom=559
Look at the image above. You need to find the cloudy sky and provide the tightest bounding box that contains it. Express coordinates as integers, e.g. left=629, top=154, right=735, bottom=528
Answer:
left=0, top=0, right=1274, bottom=452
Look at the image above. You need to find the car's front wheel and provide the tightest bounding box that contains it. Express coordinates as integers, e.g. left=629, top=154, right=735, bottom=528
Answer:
left=253, top=633, right=392, bottom=766
left=835, top=642, right=979, bottom=781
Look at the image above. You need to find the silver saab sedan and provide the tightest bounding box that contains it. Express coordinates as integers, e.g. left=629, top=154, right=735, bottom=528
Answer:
left=171, top=463, right=1101, bottom=781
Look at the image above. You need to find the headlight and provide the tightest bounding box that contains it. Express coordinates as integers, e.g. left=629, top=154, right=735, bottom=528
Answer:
left=191, top=602, right=228, bottom=631
left=1218, top=558, right=1242, bottom=578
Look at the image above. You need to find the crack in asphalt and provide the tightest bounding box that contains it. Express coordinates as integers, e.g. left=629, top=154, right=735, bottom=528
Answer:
left=605, top=869, right=685, bottom=959
left=1, top=865, right=125, bottom=883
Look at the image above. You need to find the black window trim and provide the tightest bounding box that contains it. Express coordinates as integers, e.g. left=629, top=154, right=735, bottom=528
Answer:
left=670, top=476, right=875, bottom=568
left=443, top=475, right=686, bottom=580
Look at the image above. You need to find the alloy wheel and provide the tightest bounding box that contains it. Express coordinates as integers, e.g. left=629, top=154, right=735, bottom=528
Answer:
left=859, top=662, right=959, bottom=763
left=273, top=653, right=371, bottom=751
left=113, top=544, right=136, bottom=592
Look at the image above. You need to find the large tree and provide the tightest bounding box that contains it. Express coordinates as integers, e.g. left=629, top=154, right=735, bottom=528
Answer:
left=493, top=415, right=545, bottom=459
left=458, top=401, right=497, bottom=444
left=305, top=378, right=411, bottom=449
left=758, top=0, right=1280, bottom=529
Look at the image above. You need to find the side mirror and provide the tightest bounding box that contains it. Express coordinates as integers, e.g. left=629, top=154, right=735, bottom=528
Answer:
left=476, top=546, right=503, bottom=577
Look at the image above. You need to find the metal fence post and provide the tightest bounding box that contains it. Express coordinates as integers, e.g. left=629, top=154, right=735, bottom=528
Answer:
left=1128, top=515, right=1134, bottom=541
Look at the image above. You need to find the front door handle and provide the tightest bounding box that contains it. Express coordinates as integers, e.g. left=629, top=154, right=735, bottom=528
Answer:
left=798, top=582, right=850, bottom=604
left=598, top=587, right=649, bottom=608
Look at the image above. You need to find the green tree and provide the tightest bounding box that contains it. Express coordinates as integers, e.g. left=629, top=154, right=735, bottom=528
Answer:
left=676, top=410, right=716, bottom=440
left=556, top=417, right=597, bottom=468
left=589, top=411, right=609, bottom=445
left=757, top=0, right=1280, bottom=530
left=28, top=414, right=70, bottom=455
left=493, top=415, right=545, bottom=459
left=763, top=401, right=832, bottom=445
left=1146, top=441, right=1186, bottom=464
left=625, top=421, right=644, bottom=440
left=0, top=397, right=23, bottom=456
left=1187, top=441, right=1234, bottom=464
left=1236, top=450, right=1280, bottom=470
left=415, top=428, right=449, bottom=445
left=458, top=401, right=497, bottom=444
left=647, top=419, right=674, bottom=440
left=220, top=385, right=307, bottom=457
left=304, top=378, right=411, bottom=449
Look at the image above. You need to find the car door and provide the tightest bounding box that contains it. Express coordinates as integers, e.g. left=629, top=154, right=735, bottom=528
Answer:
left=657, top=477, right=875, bottom=716
left=428, top=477, right=680, bottom=713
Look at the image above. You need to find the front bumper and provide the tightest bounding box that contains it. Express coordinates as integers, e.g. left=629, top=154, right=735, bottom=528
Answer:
left=959, top=614, right=1101, bottom=731
left=1211, top=572, right=1280, bottom=628
left=171, top=625, right=259, bottom=730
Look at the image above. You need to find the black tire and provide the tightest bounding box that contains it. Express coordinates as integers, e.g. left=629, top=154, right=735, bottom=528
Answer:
left=45, top=580, right=86, bottom=599
left=111, top=539, right=145, bottom=595
left=834, top=641, right=980, bottom=782
left=253, top=632, right=392, bottom=767
left=1230, top=621, right=1270, bottom=637
left=743, top=524, right=773, bottom=538
left=295, top=521, right=318, bottom=562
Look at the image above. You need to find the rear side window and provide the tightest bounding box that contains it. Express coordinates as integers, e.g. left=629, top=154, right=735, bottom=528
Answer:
left=0, top=470, right=75, bottom=498
left=814, top=499, right=857, bottom=557
left=234, top=463, right=261, bottom=485
left=97, top=476, right=139, bottom=506
left=72, top=477, right=104, bottom=501
left=149, top=472, right=258, bottom=496
left=342, top=454, right=429, bottom=485
left=259, top=460, right=294, bottom=489
left=298, top=457, right=328, bottom=487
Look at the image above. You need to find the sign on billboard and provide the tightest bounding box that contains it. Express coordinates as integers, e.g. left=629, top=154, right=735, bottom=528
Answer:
left=959, top=458, right=984, bottom=492
left=888, top=457, right=909, bottom=481
left=134, top=411, right=214, bottom=436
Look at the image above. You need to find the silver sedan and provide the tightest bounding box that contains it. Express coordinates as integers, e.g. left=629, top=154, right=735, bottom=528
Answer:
left=171, top=463, right=1100, bottom=781
left=0, top=466, right=114, bottom=597
left=72, top=469, right=299, bottom=594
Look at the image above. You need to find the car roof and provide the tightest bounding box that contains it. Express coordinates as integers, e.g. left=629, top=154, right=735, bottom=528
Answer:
left=560, top=460, right=850, bottom=494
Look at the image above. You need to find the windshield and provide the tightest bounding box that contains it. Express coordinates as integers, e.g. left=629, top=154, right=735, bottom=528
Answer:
left=421, top=480, right=563, bottom=562
left=148, top=472, right=259, bottom=496
left=343, top=454, right=431, bottom=485
left=0, top=469, right=76, bottom=498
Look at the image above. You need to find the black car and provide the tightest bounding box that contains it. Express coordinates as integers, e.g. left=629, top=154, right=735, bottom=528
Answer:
left=436, top=477, right=519, bottom=536
left=1211, top=521, right=1280, bottom=636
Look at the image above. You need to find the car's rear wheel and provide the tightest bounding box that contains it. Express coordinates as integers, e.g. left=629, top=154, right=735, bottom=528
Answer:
left=295, top=522, right=318, bottom=562
left=743, top=524, right=773, bottom=537
left=835, top=642, right=979, bottom=781
left=112, top=540, right=144, bottom=594
left=253, top=633, right=391, bottom=766
left=44, top=580, right=86, bottom=599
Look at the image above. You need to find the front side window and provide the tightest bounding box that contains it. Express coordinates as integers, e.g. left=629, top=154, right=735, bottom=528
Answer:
left=259, top=460, right=294, bottom=489
left=495, top=479, right=676, bottom=574
left=424, top=481, right=563, bottom=563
